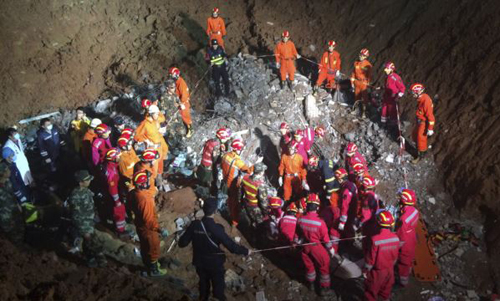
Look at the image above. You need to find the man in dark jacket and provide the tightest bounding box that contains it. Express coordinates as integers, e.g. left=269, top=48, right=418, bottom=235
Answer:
left=207, top=39, right=230, bottom=97
left=37, top=118, right=65, bottom=172
left=179, top=198, right=251, bottom=301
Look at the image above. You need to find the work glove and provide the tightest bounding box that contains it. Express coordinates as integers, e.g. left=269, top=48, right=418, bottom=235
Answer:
left=336, top=70, right=341, bottom=77
left=296, top=54, right=301, bottom=59
left=255, top=156, right=264, bottom=164
left=22, top=203, right=38, bottom=223
left=276, top=62, right=280, bottom=69
left=247, top=249, right=253, bottom=256
left=329, top=248, right=336, bottom=258
left=397, top=92, right=404, bottom=98
left=427, top=130, right=434, bottom=136
left=302, top=180, right=310, bottom=191
left=180, top=103, right=186, bottom=110
left=45, top=158, right=52, bottom=164
left=278, top=177, right=283, bottom=186
left=60, top=140, right=66, bottom=146
left=338, top=222, right=345, bottom=231
left=216, top=31, right=221, bottom=35
left=159, top=228, right=169, bottom=238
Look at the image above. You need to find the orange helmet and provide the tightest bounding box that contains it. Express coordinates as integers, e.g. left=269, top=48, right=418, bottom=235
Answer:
left=169, top=67, right=180, bottom=77
left=231, top=138, right=244, bottom=151
left=360, top=48, right=370, bottom=57
left=105, top=148, right=119, bottom=162
left=269, top=196, right=284, bottom=208
left=346, top=142, right=358, bottom=156
left=282, top=30, right=290, bottom=38
left=121, top=128, right=134, bottom=136
left=287, top=202, right=298, bottom=213
left=327, top=40, right=336, bottom=48
left=353, top=163, right=365, bottom=175
left=216, top=127, right=230, bottom=141
left=400, top=189, right=417, bottom=206
left=141, top=149, right=160, bottom=162
left=141, top=99, right=152, bottom=109
left=335, top=168, right=348, bottom=179
left=384, top=62, right=395, bottom=71
left=117, top=134, right=131, bottom=148
left=280, top=122, right=289, bottom=131
left=410, top=83, right=425, bottom=95
left=133, top=170, right=150, bottom=187
left=315, top=126, right=325, bottom=138
left=377, top=210, right=395, bottom=227
left=308, top=155, right=319, bottom=167
left=95, top=124, right=110, bottom=136
left=363, top=175, right=377, bottom=189
left=306, top=193, right=320, bottom=206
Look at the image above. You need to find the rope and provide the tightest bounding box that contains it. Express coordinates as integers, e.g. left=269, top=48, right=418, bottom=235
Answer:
left=189, top=66, right=212, bottom=97
left=395, top=101, right=409, bottom=188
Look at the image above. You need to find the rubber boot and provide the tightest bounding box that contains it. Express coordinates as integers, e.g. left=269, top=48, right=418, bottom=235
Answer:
left=361, top=103, right=367, bottom=119
left=411, top=151, right=426, bottom=164
left=306, top=281, right=315, bottom=292
left=280, top=81, right=286, bottom=90
left=313, top=85, right=318, bottom=95
left=287, top=79, right=293, bottom=91
left=149, top=261, right=167, bottom=277
left=186, top=124, right=193, bottom=138
left=319, top=287, right=334, bottom=297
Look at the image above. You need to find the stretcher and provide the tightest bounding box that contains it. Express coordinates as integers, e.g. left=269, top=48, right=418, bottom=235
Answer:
left=413, top=217, right=441, bottom=282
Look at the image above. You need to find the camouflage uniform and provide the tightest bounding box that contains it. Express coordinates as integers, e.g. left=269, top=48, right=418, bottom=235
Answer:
left=0, top=179, right=25, bottom=244
left=68, top=186, right=105, bottom=263
left=160, top=91, right=184, bottom=131
left=241, top=172, right=271, bottom=226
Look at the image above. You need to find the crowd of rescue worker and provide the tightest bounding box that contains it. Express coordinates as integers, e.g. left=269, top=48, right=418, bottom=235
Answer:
left=0, top=7, right=437, bottom=301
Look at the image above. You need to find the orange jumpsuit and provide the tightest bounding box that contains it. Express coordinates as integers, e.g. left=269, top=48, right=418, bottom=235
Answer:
left=175, top=76, right=192, bottom=126
left=134, top=161, right=158, bottom=195
left=82, top=130, right=97, bottom=172
left=119, top=149, right=140, bottom=191
left=135, top=117, right=169, bottom=175
left=351, top=59, right=372, bottom=103
left=221, top=151, right=254, bottom=226
left=206, top=16, right=227, bottom=48
left=132, top=188, right=160, bottom=264
left=316, top=50, right=341, bottom=89
left=274, top=40, right=298, bottom=81
left=412, top=93, right=435, bottom=152
left=278, top=153, right=307, bottom=201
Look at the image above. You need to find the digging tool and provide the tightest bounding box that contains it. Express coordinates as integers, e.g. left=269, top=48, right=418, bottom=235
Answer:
left=189, top=66, right=212, bottom=97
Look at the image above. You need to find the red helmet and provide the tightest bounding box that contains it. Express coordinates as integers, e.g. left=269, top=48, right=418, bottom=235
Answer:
left=294, top=129, right=304, bottom=138
left=287, top=202, right=298, bottom=213
left=141, top=99, right=152, bottom=108
left=117, top=134, right=131, bottom=148
left=363, top=175, right=377, bottom=189
left=353, top=163, right=365, bottom=175
left=282, top=30, right=290, bottom=38
left=410, top=83, right=425, bottom=95
left=95, top=124, right=110, bottom=136
left=327, top=40, right=336, bottom=48
left=306, top=193, right=320, bottom=205
left=216, top=128, right=230, bottom=141
left=169, top=67, right=180, bottom=77
left=335, top=168, right=348, bottom=179
left=384, top=62, right=395, bottom=71
left=105, top=148, right=119, bottom=161
left=133, top=170, right=150, bottom=186
left=121, top=128, right=134, bottom=136
left=141, top=149, right=160, bottom=162
left=280, top=122, right=289, bottom=131
left=400, top=189, right=417, bottom=206
left=360, top=48, right=370, bottom=57
left=213, top=7, right=219, bottom=14
left=269, top=196, right=284, bottom=208
left=346, top=142, right=358, bottom=156
left=231, top=138, right=244, bottom=151
left=377, top=210, right=395, bottom=227
left=315, top=126, right=325, bottom=138
left=308, top=155, right=319, bottom=167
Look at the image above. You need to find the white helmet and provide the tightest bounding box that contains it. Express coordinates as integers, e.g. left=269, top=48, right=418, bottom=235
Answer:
left=148, top=105, right=160, bottom=114
left=90, top=118, right=102, bottom=128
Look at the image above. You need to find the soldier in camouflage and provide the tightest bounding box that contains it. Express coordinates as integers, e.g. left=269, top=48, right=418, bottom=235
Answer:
left=68, top=170, right=107, bottom=267
left=160, top=80, right=185, bottom=134
left=0, top=163, right=25, bottom=244
left=240, top=163, right=271, bottom=227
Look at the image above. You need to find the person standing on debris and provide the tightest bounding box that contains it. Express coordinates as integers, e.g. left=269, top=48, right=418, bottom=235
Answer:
left=363, top=210, right=400, bottom=301
left=207, top=39, right=230, bottom=97
left=110, top=116, right=126, bottom=146
left=131, top=170, right=169, bottom=277
left=319, top=195, right=341, bottom=255
left=91, top=123, right=112, bottom=168
left=279, top=202, right=299, bottom=244
left=37, top=118, right=65, bottom=172
left=274, top=30, right=301, bottom=90
left=221, top=138, right=259, bottom=227
left=2, top=147, right=30, bottom=204
left=169, top=67, right=194, bottom=138
left=381, top=62, right=406, bottom=128
left=68, top=170, right=107, bottom=267
left=344, top=142, right=367, bottom=181
left=318, top=157, right=341, bottom=205
left=279, top=122, right=292, bottom=155
left=104, top=149, right=127, bottom=237
left=268, top=196, right=285, bottom=239
left=206, top=8, right=227, bottom=49
left=278, top=141, right=308, bottom=202
left=70, top=107, right=90, bottom=154
left=335, top=168, right=358, bottom=234
left=179, top=197, right=251, bottom=301
left=135, top=105, right=169, bottom=181
left=240, top=163, right=270, bottom=228
left=356, top=176, right=380, bottom=236
left=0, top=162, right=25, bottom=244
left=396, top=189, right=419, bottom=287
left=350, top=48, right=373, bottom=119
left=160, top=80, right=184, bottom=130
left=410, top=83, right=435, bottom=164
left=117, top=134, right=140, bottom=206
left=314, top=40, right=341, bottom=94
left=134, top=149, right=160, bottom=193
left=292, top=130, right=309, bottom=166
left=296, top=194, right=335, bottom=297
left=306, top=156, right=323, bottom=195
left=2, top=128, right=34, bottom=186
left=82, top=118, right=101, bottom=172
left=197, top=127, right=230, bottom=188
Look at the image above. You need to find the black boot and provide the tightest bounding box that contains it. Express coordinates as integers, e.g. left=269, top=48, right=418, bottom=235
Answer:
left=280, top=81, right=286, bottom=90
left=319, top=287, right=334, bottom=297
left=411, top=151, right=426, bottom=164
left=287, top=79, right=293, bottom=90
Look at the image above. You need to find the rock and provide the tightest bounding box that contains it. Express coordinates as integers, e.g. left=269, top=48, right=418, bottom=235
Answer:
left=385, top=153, right=395, bottom=163
left=256, top=291, right=266, bottom=301
left=345, top=132, right=356, bottom=141
left=225, top=269, right=246, bottom=292
left=467, top=290, right=479, bottom=299
left=428, top=197, right=436, bottom=205
left=454, top=247, right=465, bottom=258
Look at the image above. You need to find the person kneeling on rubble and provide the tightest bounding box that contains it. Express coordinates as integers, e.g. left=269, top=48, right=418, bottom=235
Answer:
left=179, top=198, right=251, bottom=301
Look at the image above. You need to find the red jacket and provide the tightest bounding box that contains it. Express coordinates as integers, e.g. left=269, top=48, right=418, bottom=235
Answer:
left=340, top=180, right=358, bottom=225
left=319, top=205, right=341, bottom=251
left=105, top=162, right=120, bottom=204
left=297, top=211, right=333, bottom=250
left=396, top=206, right=419, bottom=246
left=364, top=228, right=400, bottom=271
left=91, top=137, right=112, bottom=166
left=201, top=138, right=220, bottom=168
left=384, top=72, right=405, bottom=100
left=359, top=191, right=379, bottom=226
left=345, top=151, right=367, bottom=176
left=279, top=214, right=298, bottom=243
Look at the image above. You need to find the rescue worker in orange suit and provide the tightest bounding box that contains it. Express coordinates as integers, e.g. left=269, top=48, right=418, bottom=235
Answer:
left=169, top=67, right=193, bottom=137
left=104, top=149, right=127, bottom=237
left=220, top=138, right=259, bottom=227
left=350, top=48, right=373, bottom=118
left=296, top=194, right=335, bottom=297
left=314, top=40, right=341, bottom=93
left=279, top=202, right=299, bottom=244
left=279, top=122, right=292, bottom=156
left=131, top=170, right=169, bottom=277
left=117, top=133, right=140, bottom=209
left=410, top=83, right=436, bottom=164
left=274, top=30, right=301, bottom=90
left=363, top=210, right=400, bottom=301
left=82, top=118, right=101, bottom=172
left=198, top=127, right=231, bottom=189
left=206, top=7, right=227, bottom=49
left=381, top=62, right=406, bottom=128
left=134, top=149, right=160, bottom=194
left=278, top=141, right=308, bottom=202
left=134, top=105, right=169, bottom=184
left=396, top=189, right=419, bottom=287
left=335, top=168, right=358, bottom=236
